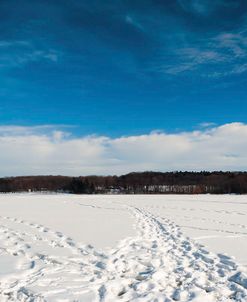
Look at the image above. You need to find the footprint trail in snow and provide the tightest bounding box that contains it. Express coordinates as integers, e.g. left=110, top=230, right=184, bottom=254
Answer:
left=0, top=205, right=247, bottom=301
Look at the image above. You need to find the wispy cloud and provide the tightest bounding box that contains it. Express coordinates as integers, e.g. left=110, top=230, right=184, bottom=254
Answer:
left=125, top=15, right=144, bottom=31
left=164, top=47, right=224, bottom=74
left=178, top=0, right=213, bottom=15
left=0, top=125, right=73, bottom=136
left=0, top=40, right=30, bottom=48
left=178, top=0, right=239, bottom=16
left=0, top=123, right=247, bottom=176
left=199, top=122, right=217, bottom=128
left=214, top=33, right=247, bottom=57
left=0, top=40, right=60, bottom=68
left=161, top=29, right=247, bottom=77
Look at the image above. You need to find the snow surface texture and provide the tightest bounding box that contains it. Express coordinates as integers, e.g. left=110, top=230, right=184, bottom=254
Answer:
left=0, top=194, right=247, bottom=301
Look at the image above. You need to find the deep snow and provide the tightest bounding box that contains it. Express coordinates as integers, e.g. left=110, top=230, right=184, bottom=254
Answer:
left=0, top=194, right=247, bottom=301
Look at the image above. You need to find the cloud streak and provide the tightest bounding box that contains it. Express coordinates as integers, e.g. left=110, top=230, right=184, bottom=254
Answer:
left=0, top=40, right=59, bottom=68
left=178, top=0, right=240, bottom=16
left=0, top=123, right=247, bottom=176
left=162, top=29, right=247, bottom=77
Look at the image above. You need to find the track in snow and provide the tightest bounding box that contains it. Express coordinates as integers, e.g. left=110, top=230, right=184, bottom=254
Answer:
left=0, top=205, right=247, bottom=301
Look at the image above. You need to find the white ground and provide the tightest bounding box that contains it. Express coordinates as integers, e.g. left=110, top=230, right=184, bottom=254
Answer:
left=0, top=194, right=247, bottom=301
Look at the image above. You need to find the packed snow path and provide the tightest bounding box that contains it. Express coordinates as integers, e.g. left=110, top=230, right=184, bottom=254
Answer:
left=0, top=202, right=247, bottom=302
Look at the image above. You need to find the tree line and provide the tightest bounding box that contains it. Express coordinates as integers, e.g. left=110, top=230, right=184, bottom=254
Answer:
left=1, top=171, right=247, bottom=194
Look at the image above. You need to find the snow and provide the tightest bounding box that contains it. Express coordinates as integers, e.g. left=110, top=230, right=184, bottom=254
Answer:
left=0, top=193, right=247, bottom=301
left=0, top=194, right=135, bottom=249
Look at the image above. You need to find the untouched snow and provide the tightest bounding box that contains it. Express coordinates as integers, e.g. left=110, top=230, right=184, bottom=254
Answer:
left=0, top=194, right=247, bottom=301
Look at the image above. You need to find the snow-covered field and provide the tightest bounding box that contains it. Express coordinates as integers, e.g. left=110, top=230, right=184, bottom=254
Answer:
left=0, top=194, right=247, bottom=301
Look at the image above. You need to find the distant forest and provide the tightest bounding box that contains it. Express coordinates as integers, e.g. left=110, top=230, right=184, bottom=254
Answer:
left=1, top=172, right=247, bottom=194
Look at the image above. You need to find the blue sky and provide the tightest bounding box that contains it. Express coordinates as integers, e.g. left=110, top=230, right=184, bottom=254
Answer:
left=1, top=0, right=247, bottom=137
left=1, top=1, right=247, bottom=175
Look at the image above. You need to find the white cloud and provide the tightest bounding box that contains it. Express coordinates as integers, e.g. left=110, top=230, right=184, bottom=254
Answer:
left=0, top=123, right=247, bottom=176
